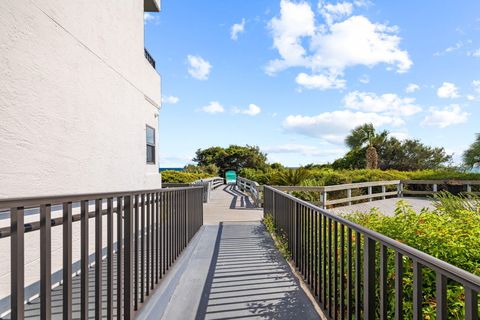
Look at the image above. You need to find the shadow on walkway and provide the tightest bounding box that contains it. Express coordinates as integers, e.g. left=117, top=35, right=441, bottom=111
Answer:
left=223, top=185, right=256, bottom=210
left=194, top=222, right=319, bottom=320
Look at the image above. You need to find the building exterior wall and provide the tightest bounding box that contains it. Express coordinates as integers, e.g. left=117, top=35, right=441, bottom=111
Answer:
left=0, top=0, right=162, bottom=198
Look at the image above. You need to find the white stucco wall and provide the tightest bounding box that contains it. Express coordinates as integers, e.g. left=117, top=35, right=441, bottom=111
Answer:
left=0, top=1, right=162, bottom=198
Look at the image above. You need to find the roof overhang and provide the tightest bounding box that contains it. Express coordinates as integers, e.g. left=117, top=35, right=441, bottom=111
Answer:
left=144, top=0, right=160, bottom=12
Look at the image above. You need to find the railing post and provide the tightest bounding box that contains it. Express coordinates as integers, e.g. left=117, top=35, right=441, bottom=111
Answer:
left=321, top=190, right=327, bottom=209
left=433, top=183, right=438, bottom=194
left=467, top=184, right=472, bottom=193
left=398, top=182, right=404, bottom=198
left=347, top=188, right=352, bottom=206
left=40, top=204, right=52, bottom=320
left=124, top=194, right=134, bottom=319
left=11, top=207, right=25, bottom=320
left=364, top=236, right=376, bottom=320
left=368, top=186, right=373, bottom=202
left=382, top=185, right=386, bottom=200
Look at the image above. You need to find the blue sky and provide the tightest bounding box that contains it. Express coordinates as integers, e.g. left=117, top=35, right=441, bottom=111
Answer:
left=144, top=0, right=480, bottom=168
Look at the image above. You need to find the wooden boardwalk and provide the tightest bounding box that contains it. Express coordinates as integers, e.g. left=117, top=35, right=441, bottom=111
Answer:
left=0, top=185, right=435, bottom=319
left=158, top=185, right=321, bottom=320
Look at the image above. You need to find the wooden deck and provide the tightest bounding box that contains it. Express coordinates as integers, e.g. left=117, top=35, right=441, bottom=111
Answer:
left=0, top=185, right=436, bottom=319
left=157, top=185, right=321, bottom=319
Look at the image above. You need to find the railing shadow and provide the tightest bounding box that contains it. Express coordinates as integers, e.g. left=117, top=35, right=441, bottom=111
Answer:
left=195, top=222, right=319, bottom=320
left=223, top=186, right=257, bottom=210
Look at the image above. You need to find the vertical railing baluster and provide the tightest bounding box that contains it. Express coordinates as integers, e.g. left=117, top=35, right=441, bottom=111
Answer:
left=333, top=221, right=338, bottom=319
left=141, top=193, right=145, bottom=303
left=340, top=224, right=345, bottom=320
left=124, top=194, right=134, bottom=320
left=107, top=198, right=114, bottom=319
left=465, top=287, right=478, bottom=320
left=436, top=273, right=447, bottom=320
left=363, top=237, right=375, bottom=320
left=134, top=194, right=139, bottom=310
left=95, top=198, right=103, bottom=319
left=162, top=192, right=166, bottom=276
left=156, top=192, right=160, bottom=283
left=117, top=196, right=123, bottom=318
left=40, top=204, right=52, bottom=320
left=413, top=261, right=423, bottom=320
left=80, top=200, right=89, bottom=320
left=146, top=193, right=150, bottom=295
left=395, top=252, right=404, bottom=320
left=328, top=218, right=333, bottom=317
left=355, top=231, right=361, bottom=320
left=347, top=228, right=352, bottom=320
left=314, top=211, right=319, bottom=301
left=307, top=208, right=311, bottom=286
left=380, top=245, right=388, bottom=320
left=323, top=215, right=327, bottom=309
left=63, top=202, right=72, bottom=320
left=151, top=193, right=155, bottom=290
left=318, top=211, right=323, bottom=303
left=11, top=206, right=25, bottom=320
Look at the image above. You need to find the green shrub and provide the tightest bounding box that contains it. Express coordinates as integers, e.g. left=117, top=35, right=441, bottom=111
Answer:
left=161, top=170, right=214, bottom=183
left=263, top=214, right=291, bottom=259
left=240, top=168, right=480, bottom=186
left=344, top=195, right=480, bottom=319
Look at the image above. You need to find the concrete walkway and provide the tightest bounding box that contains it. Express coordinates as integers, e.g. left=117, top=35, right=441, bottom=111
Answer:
left=159, top=186, right=320, bottom=320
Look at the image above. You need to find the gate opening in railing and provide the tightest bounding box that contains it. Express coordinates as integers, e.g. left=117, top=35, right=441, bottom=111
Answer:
left=264, top=186, right=480, bottom=319
left=0, top=186, right=203, bottom=319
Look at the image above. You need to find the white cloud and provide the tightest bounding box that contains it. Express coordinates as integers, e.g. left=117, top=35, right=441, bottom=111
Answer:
left=469, top=49, right=480, bottom=57
left=343, top=91, right=422, bottom=116
left=359, top=74, right=370, bottom=84
left=187, top=55, right=212, bottom=80
left=283, top=110, right=404, bottom=143
left=473, top=80, right=480, bottom=93
left=421, top=104, right=469, bottom=128
left=310, top=16, right=412, bottom=74
left=162, top=96, right=179, bottom=104
left=405, top=83, right=420, bottom=93
left=437, top=82, right=460, bottom=99
left=201, top=101, right=224, bottom=114
left=434, top=41, right=464, bottom=56
left=266, top=0, right=315, bottom=74
left=295, top=72, right=346, bottom=90
left=319, top=1, right=353, bottom=25
left=233, top=104, right=261, bottom=116
left=263, top=143, right=345, bottom=156
left=144, top=13, right=158, bottom=24
left=266, top=1, right=412, bottom=90
left=389, top=131, right=410, bottom=140
left=231, top=19, right=246, bottom=40
left=467, top=95, right=475, bottom=101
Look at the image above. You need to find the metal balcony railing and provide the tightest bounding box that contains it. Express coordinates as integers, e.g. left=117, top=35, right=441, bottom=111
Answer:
left=0, top=186, right=203, bottom=319
left=144, top=48, right=156, bottom=69
left=264, top=185, right=480, bottom=319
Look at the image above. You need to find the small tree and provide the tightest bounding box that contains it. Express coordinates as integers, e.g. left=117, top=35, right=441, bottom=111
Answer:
left=463, top=133, right=480, bottom=169
left=345, top=124, right=388, bottom=169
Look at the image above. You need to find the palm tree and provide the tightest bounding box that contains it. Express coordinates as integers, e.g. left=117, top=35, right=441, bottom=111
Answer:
left=345, top=124, right=388, bottom=169
left=463, top=133, right=480, bottom=169
left=275, top=168, right=311, bottom=186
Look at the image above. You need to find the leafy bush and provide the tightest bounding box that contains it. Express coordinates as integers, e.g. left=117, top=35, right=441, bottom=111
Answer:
left=240, top=168, right=480, bottom=186
left=344, top=194, right=480, bottom=318
left=263, top=214, right=291, bottom=259
left=161, top=170, right=214, bottom=183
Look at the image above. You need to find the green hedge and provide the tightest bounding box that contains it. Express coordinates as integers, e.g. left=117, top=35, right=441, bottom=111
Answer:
left=240, top=168, right=480, bottom=186
left=345, top=194, right=480, bottom=319
left=161, top=170, right=214, bottom=183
